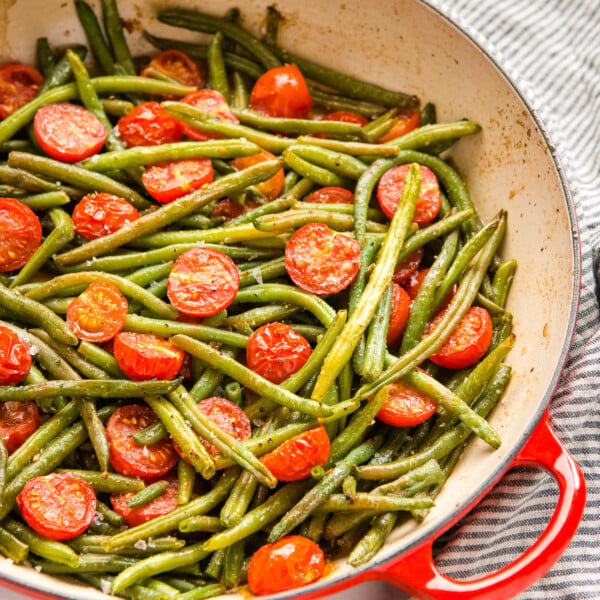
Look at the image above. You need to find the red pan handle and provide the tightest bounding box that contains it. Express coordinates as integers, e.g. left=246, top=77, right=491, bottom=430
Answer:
left=374, top=410, right=586, bottom=599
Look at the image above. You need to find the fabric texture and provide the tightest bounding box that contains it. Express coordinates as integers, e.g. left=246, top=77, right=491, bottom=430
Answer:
left=422, top=0, right=600, bottom=598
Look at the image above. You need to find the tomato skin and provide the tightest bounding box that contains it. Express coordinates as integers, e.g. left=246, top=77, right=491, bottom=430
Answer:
left=231, top=149, right=284, bottom=201
left=179, top=90, right=239, bottom=141
left=0, top=401, right=40, bottom=454
left=247, top=322, right=312, bottom=385
left=167, top=247, right=240, bottom=317
left=67, top=282, right=128, bottom=343
left=107, top=404, right=178, bottom=479
left=321, top=110, right=369, bottom=127
left=261, top=426, right=330, bottom=482
left=248, top=535, right=325, bottom=595
left=0, top=197, right=42, bottom=272
left=377, top=164, right=441, bottom=226
left=0, top=64, right=44, bottom=119
left=305, top=186, right=354, bottom=204
left=393, top=247, right=424, bottom=285
left=34, top=103, right=107, bottom=162
left=250, top=64, right=313, bottom=119
left=195, top=397, right=251, bottom=456
left=428, top=307, right=493, bottom=369
left=285, top=223, right=361, bottom=295
left=376, top=380, right=438, bottom=427
left=72, top=193, right=140, bottom=241
left=117, top=102, right=182, bottom=147
left=376, top=110, right=420, bottom=143
left=142, top=158, right=214, bottom=204
left=404, top=268, right=457, bottom=310
left=0, top=325, right=32, bottom=386
left=17, top=472, right=97, bottom=540
left=141, top=50, right=204, bottom=90
left=387, top=284, right=412, bottom=347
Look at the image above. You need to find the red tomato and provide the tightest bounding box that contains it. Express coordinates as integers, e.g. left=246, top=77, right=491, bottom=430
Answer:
left=285, top=223, right=361, bottom=295
left=0, top=64, right=44, bottom=119
left=404, top=268, right=457, bottom=309
left=72, top=193, right=140, bottom=240
left=393, top=247, right=424, bottom=285
left=0, top=197, right=42, bottom=272
left=195, top=397, right=251, bottom=456
left=142, top=157, right=214, bottom=204
left=210, top=198, right=259, bottom=221
left=0, top=401, right=40, bottom=454
left=428, top=307, right=493, bottom=369
left=107, top=404, right=178, bottom=479
left=321, top=110, right=369, bottom=127
left=67, top=282, right=128, bottom=343
left=377, top=110, right=420, bottom=143
left=179, top=90, right=239, bottom=141
left=114, top=332, right=185, bottom=381
left=377, top=164, right=441, bottom=226
left=387, top=284, right=411, bottom=347
left=250, top=64, right=313, bottom=119
left=111, top=475, right=179, bottom=527
left=117, top=102, right=182, bottom=147
left=141, top=50, right=204, bottom=90
left=261, top=426, right=330, bottom=482
left=0, top=325, right=31, bottom=386
left=17, top=472, right=97, bottom=540
left=376, top=380, right=438, bottom=427
left=33, top=103, right=107, bottom=162
left=248, top=535, right=325, bottom=595
left=167, top=247, right=240, bottom=317
left=305, top=186, right=354, bottom=204
left=231, top=149, right=284, bottom=201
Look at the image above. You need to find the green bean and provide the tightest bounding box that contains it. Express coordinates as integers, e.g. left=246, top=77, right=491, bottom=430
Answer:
left=36, top=552, right=136, bottom=574
left=315, top=493, right=433, bottom=513
left=0, top=141, right=34, bottom=155
left=222, top=304, right=299, bottom=333
left=222, top=539, right=245, bottom=588
left=492, top=259, right=517, bottom=309
left=127, top=480, right=170, bottom=508
left=174, top=584, right=227, bottom=600
left=263, top=5, right=281, bottom=45
left=177, top=459, right=196, bottom=506
left=296, top=135, right=400, bottom=157
left=290, top=144, right=368, bottom=178
left=176, top=213, right=223, bottom=229
left=189, top=346, right=237, bottom=401
left=227, top=194, right=299, bottom=226
left=0, top=438, right=7, bottom=511
left=55, top=469, right=144, bottom=493
left=387, top=120, right=481, bottom=152
left=348, top=511, right=397, bottom=567
left=178, top=515, right=223, bottom=534
left=36, top=38, right=55, bottom=77
left=145, top=580, right=180, bottom=598
left=100, top=0, right=135, bottom=74
left=219, top=468, right=260, bottom=528
left=39, top=45, right=88, bottom=94
left=310, top=86, right=386, bottom=117
left=0, top=526, right=29, bottom=564
left=19, top=191, right=70, bottom=211
left=282, top=148, right=352, bottom=188
left=362, top=284, right=393, bottom=380
left=363, top=108, right=401, bottom=142
left=223, top=381, right=242, bottom=407
left=229, top=70, right=248, bottom=110
left=75, top=0, right=115, bottom=73
left=253, top=209, right=385, bottom=234
left=101, top=97, right=135, bottom=116
left=206, top=31, right=231, bottom=100
left=70, top=535, right=185, bottom=556
left=420, top=102, right=437, bottom=126
left=0, top=165, right=77, bottom=194
left=205, top=549, right=225, bottom=581
left=78, top=341, right=124, bottom=378
left=77, top=574, right=166, bottom=600
left=96, top=499, right=126, bottom=527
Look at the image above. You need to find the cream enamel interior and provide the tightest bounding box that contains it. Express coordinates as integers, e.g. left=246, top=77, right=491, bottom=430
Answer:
left=0, top=0, right=578, bottom=598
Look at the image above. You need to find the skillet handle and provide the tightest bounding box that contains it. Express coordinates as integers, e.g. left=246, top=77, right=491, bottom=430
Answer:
left=375, top=411, right=586, bottom=600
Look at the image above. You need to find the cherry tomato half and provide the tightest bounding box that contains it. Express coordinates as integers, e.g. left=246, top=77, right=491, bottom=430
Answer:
left=117, top=101, right=182, bottom=147
left=250, top=64, right=313, bottom=119
left=428, top=306, right=493, bottom=369
left=261, top=426, right=330, bottom=482
left=107, top=404, right=178, bottom=479
left=111, top=474, right=179, bottom=527
left=393, top=247, right=424, bottom=286
left=404, top=268, right=456, bottom=309
left=231, top=149, right=284, bottom=201
left=0, top=64, right=44, bottom=119
left=34, top=103, right=107, bottom=162
left=321, top=110, right=369, bottom=127
left=142, top=157, right=214, bottom=204
left=179, top=90, right=239, bottom=141
left=167, top=247, right=240, bottom=317
left=0, top=198, right=42, bottom=272
left=376, top=109, right=420, bottom=143
left=114, top=332, right=185, bottom=381
left=285, top=223, right=361, bottom=295
left=0, top=401, right=40, bottom=454
left=72, top=193, right=140, bottom=240
left=377, top=164, right=441, bottom=226
left=17, top=472, right=97, bottom=540
left=376, top=380, right=438, bottom=427
left=387, top=284, right=411, bottom=347
left=67, top=282, right=128, bottom=343
left=305, top=186, right=354, bottom=204
left=141, top=50, right=204, bottom=90
left=0, top=325, right=32, bottom=386
left=248, top=535, right=325, bottom=595
left=247, top=322, right=312, bottom=385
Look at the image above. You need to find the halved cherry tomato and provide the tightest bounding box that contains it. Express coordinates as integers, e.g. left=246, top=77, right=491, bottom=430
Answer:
left=114, top=332, right=185, bottom=381
left=404, top=268, right=457, bottom=309
left=0, top=197, right=42, bottom=272
left=285, top=223, right=360, bottom=295
left=376, top=110, right=420, bottom=143
left=231, top=149, right=284, bottom=201
left=428, top=306, right=493, bottom=369
left=0, top=64, right=44, bottom=119
left=247, top=322, right=312, bottom=384
left=387, top=284, right=411, bottom=347
left=210, top=198, right=259, bottom=221
left=142, top=157, right=214, bottom=204
left=261, top=426, right=330, bottom=482
left=167, top=247, right=240, bottom=317
left=0, top=401, right=40, bottom=454
left=117, top=101, right=182, bottom=147
left=321, top=110, right=369, bottom=127
left=111, top=474, right=179, bottom=527
left=67, top=282, right=128, bottom=343
left=393, top=247, right=424, bottom=285
left=17, top=472, right=97, bottom=540
left=376, top=380, right=438, bottom=427
left=107, top=404, right=178, bottom=479
left=250, top=64, right=313, bottom=119
left=248, top=535, right=325, bottom=595
left=179, top=90, right=239, bottom=141
left=195, top=397, right=251, bottom=456
left=377, top=164, right=441, bottom=226
left=72, top=193, right=140, bottom=240
left=305, top=186, right=354, bottom=204
left=0, top=325, right=32, bottom=386
left=33, top=103, right=107, bottom=162
left=141, top=50, right=204, bottom=90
